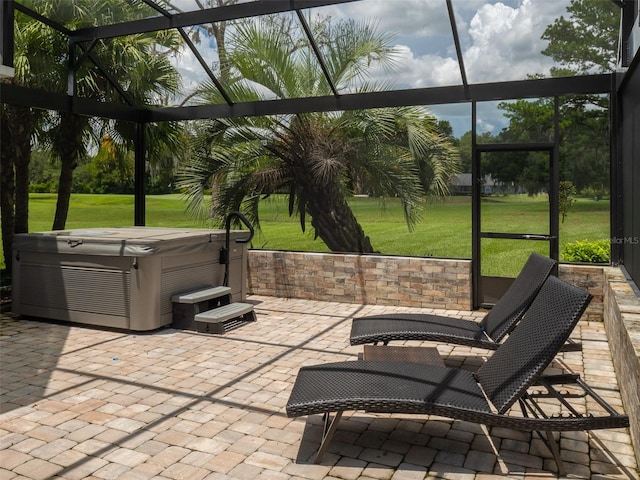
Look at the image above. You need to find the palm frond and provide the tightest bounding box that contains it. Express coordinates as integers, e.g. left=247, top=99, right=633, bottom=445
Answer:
left=322, top=19, right=399, bottom=89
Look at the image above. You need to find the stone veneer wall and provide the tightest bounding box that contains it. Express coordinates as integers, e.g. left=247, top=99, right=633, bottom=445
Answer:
left=558, top=264, right=605, bottom=322
left=603, top=267, right=640, bottom=467
left=247, top=250, right=605, bottom=316
left=247, top=251, right=472, bottom=310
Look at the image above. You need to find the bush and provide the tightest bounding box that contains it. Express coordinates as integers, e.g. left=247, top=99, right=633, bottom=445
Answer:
left=562, top=239, right=610, bottom=263
left=559, top=181, right=576, bottom=223
left=29, top=182, right=57, bottom=193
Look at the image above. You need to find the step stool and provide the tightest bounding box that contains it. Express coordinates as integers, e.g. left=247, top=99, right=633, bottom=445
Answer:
left=195, top=302, right=257, bottom=334
left=171, top=286, right=232, bottom=330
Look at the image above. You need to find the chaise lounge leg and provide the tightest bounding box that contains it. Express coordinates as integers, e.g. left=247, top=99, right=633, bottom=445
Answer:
left=539, top=430, right=566, bottom=476
left=314, top=411, right=344, bottom=463
left=518, top=396, right=567, bottom=476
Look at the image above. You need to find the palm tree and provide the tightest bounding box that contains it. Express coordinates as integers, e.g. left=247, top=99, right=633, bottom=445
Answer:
left=1, top=3, right=58, bottom=272
left=41, top=1, right=183, bottom=229
left=179, top=15, right=459, bottom=253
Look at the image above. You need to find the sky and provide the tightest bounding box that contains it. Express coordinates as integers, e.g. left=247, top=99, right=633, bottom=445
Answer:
left=328, top=0, right=570, bottom=86
left=168, top=0, right=573, bottom=137
left=323, top=0, right=573, bottom=136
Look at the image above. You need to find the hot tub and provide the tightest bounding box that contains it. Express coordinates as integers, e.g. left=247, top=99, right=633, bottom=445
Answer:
left=11, top=227, right=248, bottom=331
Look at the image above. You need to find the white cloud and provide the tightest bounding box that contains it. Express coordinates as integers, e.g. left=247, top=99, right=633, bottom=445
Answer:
left=361, top=44, right=461, bottom=89
left=330, top=0, right=451, bottom=36
left=477, top=118, right=497, bottom=133
left=393, top=46, right=462, bottom=87
left=171, top=37, right=220, bottom=102
left=469, top=2, right=521, bottom=48
left=334, top=0, right=571, bottom=87
left=461, top=0, right=560, bottom=82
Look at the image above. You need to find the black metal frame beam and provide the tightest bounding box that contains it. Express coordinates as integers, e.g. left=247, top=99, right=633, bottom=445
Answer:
left=134, top=123, right=146, bottom=226
left=177, top=27, right=234, bottom=105
left=446, top=0, right=468, bottom=97
left=0, top=83, right=143, bottom=121
left=296, top=9, right=340, bottom=98
left=471, top=102, right=479, bottom=305
left=1, top=0, right=15, bottom=68
left=147, top=74, right=612, bottom=122
left=142, top=0, right=234, bottom=105
left=82, top=45, right=137, bottom=106
left=552, top=96, right=561, bottom=261
left=611, top=74, right=624, bottom=266
left=617, top=0, right=631, bottom=66
left=13, top=2, right=72, bottom=35
left=1, top=73, right=612, bottom=122
left=70, top=0, right=360, bottom=42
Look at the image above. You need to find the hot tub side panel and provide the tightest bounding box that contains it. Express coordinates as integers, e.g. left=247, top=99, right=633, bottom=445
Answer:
left=13, top=251, right=134, bottom=329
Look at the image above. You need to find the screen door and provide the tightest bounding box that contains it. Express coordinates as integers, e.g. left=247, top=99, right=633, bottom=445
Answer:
left=472, top=143, right=558, bottom=308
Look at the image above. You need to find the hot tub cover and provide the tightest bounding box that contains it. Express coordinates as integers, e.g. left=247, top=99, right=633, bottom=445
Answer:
left=13, top=227, right=244, bottom=257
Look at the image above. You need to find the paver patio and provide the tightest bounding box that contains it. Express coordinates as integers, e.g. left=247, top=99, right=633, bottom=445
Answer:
left=1, top=295, right=638, bottom=479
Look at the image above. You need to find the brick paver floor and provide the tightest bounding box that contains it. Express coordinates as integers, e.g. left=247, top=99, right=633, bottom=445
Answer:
left=1, top=295, right=638, bottom=479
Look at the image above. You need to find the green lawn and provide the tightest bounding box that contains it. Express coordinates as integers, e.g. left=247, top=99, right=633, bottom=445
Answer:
left=1, top=193, right=610, bottom=275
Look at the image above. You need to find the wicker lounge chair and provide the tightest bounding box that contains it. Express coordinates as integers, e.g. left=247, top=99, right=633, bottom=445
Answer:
left=350, top=252, right=582, bottom=351
left=286, top=276, right=629, bottom=474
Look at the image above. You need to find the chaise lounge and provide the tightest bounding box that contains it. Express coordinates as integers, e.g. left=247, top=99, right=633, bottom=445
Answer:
left=349, top=252, right=581, bottom=350
left=286, top=276, right=629, bottom=475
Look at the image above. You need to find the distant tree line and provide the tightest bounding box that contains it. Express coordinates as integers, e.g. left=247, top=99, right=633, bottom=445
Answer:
left=456, top=91, right=610, bottom=199
left=28, top=148, right=175, bottom=195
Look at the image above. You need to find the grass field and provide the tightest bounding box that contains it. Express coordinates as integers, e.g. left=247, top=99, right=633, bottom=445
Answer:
left=1, top=193, right=610, bottom=275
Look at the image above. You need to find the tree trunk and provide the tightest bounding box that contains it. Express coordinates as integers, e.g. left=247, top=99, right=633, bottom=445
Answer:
left=9, top=106, right=34, bottom=234
left=0, top=108, right=16, bottom=273
left=212, top=22, right=230, bottom=82
left=0, top=104, right=34, bottom=273
left=306, top=184, right=374, bottom=253
left=52, top=113, right=85, bottom=230
left=288, top=117, right=375, bottom=254
left=211, top=0, right=236, bottom=82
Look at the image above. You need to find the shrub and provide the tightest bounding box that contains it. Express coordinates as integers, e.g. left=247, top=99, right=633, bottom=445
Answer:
left=559, top=181, right=576, bottom=223
left=562, top=239, right=610, bottom=263
left=29, top=182, right=57, bottom=193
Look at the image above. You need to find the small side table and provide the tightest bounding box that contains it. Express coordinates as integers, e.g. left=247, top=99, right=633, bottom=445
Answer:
left=360, top=345, right=445, bottom=367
